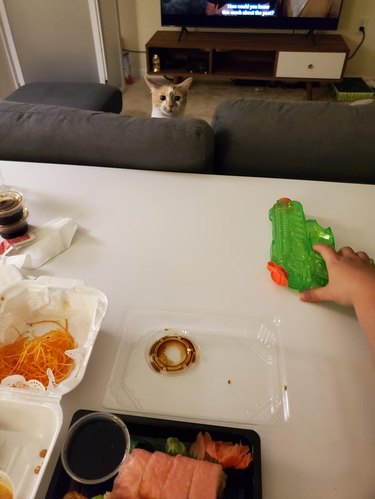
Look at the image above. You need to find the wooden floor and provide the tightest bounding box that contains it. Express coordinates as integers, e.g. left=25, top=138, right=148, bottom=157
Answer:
left=122, top=76, right=336, bottom=123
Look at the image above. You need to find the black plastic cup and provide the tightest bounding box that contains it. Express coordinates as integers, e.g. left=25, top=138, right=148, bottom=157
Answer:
left=60, top=412, right=131, bottom=485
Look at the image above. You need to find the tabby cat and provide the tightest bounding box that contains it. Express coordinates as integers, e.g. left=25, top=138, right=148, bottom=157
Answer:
left=144, top=76, right=193, bottom=118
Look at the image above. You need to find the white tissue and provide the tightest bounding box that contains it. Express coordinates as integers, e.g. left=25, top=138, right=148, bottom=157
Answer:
left=0, top=263, right=24, bottom=288
left=0, top=217, right=77, bottom=270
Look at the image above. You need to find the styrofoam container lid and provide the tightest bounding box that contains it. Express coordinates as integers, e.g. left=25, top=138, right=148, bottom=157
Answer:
left=0, top=275, right=108, bottom=499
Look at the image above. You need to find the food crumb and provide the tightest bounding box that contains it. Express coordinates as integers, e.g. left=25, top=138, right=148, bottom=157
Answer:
left=39, top=448, right=47, bottom=458
left=227, top=379, right=231, bottom=384
left=34, top=465, right=41, bottom=474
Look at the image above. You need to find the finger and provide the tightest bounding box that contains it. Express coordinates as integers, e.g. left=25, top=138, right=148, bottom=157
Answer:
left=356, top=251, right=370, bottom=262
left=338, top=246, right=356, bottom=257
left=300, top=286, right=329, bottom=303
left=312, top=244, right=337, bottom=263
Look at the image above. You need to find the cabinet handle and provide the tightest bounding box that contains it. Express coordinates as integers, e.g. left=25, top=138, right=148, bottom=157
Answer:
left=308, top=64, right=314, bottom=69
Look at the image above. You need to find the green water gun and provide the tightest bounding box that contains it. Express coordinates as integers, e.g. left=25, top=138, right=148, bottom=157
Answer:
left=267, top=198, right=335, bottom=291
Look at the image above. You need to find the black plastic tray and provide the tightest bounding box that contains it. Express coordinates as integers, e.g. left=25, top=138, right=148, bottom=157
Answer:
left=46, top=409, right=262, bottom=499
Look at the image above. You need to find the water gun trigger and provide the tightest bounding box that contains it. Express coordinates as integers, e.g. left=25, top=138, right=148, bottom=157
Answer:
left=267, top=261, right=288, bottom=286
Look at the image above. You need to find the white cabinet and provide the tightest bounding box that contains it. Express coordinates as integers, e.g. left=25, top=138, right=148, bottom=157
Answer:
left=276, top=51, right=347, bottom=80
left=0, top=0, right=123, bottom=90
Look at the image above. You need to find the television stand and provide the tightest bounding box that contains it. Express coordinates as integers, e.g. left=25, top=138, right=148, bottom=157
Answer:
left=146, top=31, right=349, bottom=100
left=306, top=29, right=317, bottom=45
left=178, top=27, right=189, bottom=42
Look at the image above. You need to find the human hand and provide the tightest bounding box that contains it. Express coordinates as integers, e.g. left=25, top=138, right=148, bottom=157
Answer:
left=300, top=244, right=375, bottom=307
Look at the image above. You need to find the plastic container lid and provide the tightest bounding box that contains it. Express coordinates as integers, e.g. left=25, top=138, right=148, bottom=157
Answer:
left=103, top=308, right=288, bottom=426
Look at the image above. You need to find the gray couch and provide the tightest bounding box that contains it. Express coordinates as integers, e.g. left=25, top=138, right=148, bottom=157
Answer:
left=0, top=97, right=374, bottom=183
left=213, top=99, right=375, bottom=184
left=0, top=99, right=213, bottom=173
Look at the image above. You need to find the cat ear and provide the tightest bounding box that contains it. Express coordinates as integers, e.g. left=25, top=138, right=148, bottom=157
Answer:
left=177, top=77, right=193, bottom=92
left=144, top=76, right=159, bottom=91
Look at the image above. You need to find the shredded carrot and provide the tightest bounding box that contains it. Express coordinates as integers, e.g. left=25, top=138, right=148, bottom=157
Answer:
left=0, top=319, right=76, bottom=387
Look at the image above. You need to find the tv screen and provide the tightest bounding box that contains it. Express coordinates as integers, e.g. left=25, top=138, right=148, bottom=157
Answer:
left=161, top=0, right=345, bottom=31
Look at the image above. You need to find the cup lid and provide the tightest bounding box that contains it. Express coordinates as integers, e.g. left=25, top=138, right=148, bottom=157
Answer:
left=0, top=191, right=23, bottom=215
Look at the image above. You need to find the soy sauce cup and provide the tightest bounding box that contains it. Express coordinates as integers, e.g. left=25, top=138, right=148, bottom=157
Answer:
left=61, top=412, right=131, bottom=485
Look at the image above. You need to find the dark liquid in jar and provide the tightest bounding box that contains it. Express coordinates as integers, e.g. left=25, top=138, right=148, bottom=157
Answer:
left=66, top=418, right=126, bottom=480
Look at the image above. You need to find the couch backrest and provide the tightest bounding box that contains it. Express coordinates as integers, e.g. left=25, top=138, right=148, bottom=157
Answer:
left=0, top=100, right=214, bottom=173
left=212, top=99, right=375, bottom=184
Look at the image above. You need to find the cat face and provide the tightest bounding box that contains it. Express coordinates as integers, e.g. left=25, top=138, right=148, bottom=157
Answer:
left=145, top=76, right=193, bottom=118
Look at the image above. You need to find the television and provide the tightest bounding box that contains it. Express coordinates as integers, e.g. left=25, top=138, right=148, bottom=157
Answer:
left=160, top=0, right=345, bottom=32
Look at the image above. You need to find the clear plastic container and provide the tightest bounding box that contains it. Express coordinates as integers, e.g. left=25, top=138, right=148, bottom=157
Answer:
left=103, top=308, right=288, bottom=426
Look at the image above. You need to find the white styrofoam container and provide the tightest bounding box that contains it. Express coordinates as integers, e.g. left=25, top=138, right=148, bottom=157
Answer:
left=0, top=276, right=108, bottom=499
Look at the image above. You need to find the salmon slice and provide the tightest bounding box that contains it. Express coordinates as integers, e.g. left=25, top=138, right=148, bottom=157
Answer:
left=160, top=454, right=198, bottom=499
left=188, top=460, right=223, bottom=499
left=110, top=448, right=151, bottom=499
left=139, top=450, right=174, bottom=499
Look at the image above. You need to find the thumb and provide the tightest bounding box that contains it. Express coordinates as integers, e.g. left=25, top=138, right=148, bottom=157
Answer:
left=300, top=286, right=329, bottom=303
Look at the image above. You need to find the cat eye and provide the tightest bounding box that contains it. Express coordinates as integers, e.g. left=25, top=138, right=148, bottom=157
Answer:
left=174, top=96, right=181, bottom=102
left=160, top=95, right=166, bottom=101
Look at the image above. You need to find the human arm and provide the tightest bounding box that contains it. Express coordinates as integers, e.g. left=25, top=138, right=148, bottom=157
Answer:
left=300, top=244, right=375, bottom=357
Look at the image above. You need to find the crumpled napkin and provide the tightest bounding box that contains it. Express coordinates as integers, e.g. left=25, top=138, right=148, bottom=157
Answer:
left=0, top=217, right=77, bottom=269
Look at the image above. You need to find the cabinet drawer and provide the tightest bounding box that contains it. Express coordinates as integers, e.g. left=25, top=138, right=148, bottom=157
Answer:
left=276, top=52, right=346, bottom=79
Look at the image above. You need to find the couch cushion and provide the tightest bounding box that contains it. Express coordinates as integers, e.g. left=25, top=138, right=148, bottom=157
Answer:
left=212, top=99, right=375, bottom=184
left=0, top=100, right=214, bottom=173
left=4, top=82, right=123, bottom=114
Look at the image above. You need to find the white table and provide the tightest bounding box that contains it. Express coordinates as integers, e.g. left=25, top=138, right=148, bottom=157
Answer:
left=1, top=161, right=374, bottom=499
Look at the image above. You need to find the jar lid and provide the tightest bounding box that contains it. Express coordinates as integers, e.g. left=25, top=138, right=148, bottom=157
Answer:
left=0, top=191, right=23, bottom=216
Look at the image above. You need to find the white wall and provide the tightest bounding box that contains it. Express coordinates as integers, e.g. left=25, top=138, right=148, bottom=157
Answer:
left=0, top=0, right=124, bottom=97
left=117, top=0, right=375, bottom=79
left=3, top=0, right=99, bottom=83
left=0, top=24, right=15, bottom=95
left=339, top=0, right=375, bottom=79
